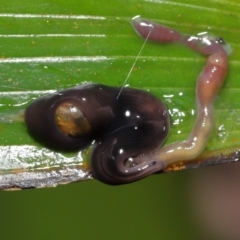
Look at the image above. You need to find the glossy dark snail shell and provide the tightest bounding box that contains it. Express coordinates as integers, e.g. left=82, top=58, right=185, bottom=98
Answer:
left=25, top=84, right=115, bottom=151
left=55, top=102, right=92, bottom=138
left=25, top=83, right=170, bottom=185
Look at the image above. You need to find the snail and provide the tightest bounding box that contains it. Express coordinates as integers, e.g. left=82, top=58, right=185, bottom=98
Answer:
left=25, top=84, right=170, bottom=184
left=25, top=16, right=230, bottom=185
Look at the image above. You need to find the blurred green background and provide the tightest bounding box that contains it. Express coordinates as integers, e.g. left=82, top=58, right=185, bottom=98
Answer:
left=0, top=0, right=240, bottom=239
left=0, top=172, right=196, bottom=239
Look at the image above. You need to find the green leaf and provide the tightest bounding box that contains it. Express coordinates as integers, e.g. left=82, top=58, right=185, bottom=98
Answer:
left=0, top=0, right=239, bottom=189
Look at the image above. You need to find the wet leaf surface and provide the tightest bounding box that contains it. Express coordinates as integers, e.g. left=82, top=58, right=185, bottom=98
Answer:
left=0, top=0, right=240, bottom=189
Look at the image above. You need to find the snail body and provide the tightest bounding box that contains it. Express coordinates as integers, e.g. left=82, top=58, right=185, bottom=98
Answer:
left=26, top=84, right=116, bottom=151
left=25, top=83, right=170, bottom=184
